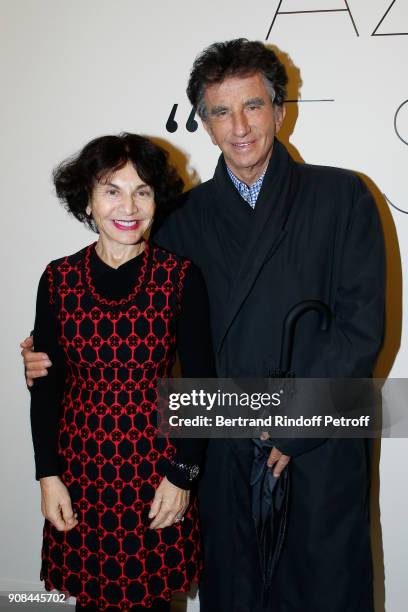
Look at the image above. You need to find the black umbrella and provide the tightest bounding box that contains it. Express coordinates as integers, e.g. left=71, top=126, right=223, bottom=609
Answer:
left=250, top=300, right=331, bottom=601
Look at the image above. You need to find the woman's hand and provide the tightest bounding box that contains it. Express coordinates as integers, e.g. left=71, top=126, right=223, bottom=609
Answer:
left=40, top=476, right=78, bottom=531
left=20, top=335, right=52, bottom=387
left=149, top=477, right=190, bottom=529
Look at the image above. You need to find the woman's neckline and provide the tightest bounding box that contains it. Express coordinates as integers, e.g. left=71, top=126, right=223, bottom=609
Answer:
left=83, top=241, right=150, bottom=306
left=93, top=241, right=146, bottom=271
left=92, top=243, right=145, bottom=272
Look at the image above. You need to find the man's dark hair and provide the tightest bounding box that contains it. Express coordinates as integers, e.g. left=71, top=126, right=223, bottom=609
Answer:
left=187, top=38, right=288, bottom=119
left=53, top=133, right=183, bottom=232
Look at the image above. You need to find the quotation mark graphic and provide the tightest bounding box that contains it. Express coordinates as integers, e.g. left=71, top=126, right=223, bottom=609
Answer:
left=166, top=104, right=198, bottom=133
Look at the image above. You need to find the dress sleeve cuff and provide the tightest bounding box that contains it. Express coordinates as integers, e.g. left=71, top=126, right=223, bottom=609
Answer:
left=35, top=457, right=61, bottom=481
left=163, top=458, right=200, bottom=490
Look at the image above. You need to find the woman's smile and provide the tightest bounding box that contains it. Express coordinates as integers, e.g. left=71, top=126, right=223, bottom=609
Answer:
left=112, top=219, right=142, bottom=231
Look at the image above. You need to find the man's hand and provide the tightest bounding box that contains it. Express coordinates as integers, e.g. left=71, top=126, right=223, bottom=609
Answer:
left=267, top=446, right=291, bottom=477
left=20, top=335, right=52, bottom=387
left=40, top=476, right=78, bottom=531
left=149, top=477, right=190, bottom=529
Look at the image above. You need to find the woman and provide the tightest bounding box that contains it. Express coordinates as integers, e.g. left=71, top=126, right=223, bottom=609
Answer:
left=30, top=133, right=214, bottom=611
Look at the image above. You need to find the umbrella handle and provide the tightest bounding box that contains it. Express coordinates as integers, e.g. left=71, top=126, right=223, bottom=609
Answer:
left=280, top=300, right=331, bottom=372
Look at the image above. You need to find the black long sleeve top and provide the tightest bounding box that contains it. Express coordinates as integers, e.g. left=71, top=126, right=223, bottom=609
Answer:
left=30, top=246, right=215, bottom=489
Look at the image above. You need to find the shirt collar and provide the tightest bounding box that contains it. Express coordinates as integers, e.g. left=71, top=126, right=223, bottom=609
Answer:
left=226, top=166, right=266, bottom=208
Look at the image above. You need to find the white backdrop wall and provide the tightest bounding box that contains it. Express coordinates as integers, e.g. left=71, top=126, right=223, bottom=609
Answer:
left=1, top=1, right=407, bottom=610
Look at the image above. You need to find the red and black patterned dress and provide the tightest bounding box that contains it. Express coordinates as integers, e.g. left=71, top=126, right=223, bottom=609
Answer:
left=30, top=242, right=214, bottom=610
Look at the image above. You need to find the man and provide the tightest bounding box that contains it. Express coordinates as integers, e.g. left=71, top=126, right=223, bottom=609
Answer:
left=23, top=39, right=385, bottom=611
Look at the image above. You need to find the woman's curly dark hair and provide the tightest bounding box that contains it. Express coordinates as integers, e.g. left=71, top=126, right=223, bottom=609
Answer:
left=53, top=133, right=184, bottom=232
left=187, top=38, right=288, bottom=119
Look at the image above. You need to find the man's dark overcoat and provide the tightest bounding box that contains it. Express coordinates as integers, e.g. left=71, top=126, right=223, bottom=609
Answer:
left=154, top=140, right=385, bottom=612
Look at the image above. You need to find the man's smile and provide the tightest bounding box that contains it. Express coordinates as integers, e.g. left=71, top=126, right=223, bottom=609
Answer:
left=231, top=140, right=256, bottom=150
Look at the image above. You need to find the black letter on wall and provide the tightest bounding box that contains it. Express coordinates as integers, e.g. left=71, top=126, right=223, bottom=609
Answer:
left=266, top=0, right=359, bottom=39
left=372, top=0, right=408, bottom=36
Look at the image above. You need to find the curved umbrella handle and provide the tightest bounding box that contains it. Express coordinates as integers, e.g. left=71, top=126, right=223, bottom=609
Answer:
left=280, top=300, right=331, bottom=372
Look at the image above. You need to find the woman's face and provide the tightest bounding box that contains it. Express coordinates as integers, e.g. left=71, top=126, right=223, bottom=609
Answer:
left=86, top=161, right=155, bottom=248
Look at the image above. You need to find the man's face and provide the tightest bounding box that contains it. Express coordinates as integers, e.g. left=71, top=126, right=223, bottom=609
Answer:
left=202, top=73, right=286, bottom=184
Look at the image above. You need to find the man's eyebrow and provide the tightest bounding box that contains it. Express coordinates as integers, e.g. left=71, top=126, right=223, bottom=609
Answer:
left=244, top=97, right=265, bottom=106
left=209, top=105, right=229, bottom=115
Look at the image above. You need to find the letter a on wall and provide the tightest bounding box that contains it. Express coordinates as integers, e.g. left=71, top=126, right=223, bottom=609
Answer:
left=266, top=0, right=359, bottom=39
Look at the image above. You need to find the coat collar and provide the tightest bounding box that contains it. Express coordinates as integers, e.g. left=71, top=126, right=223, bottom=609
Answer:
left=213, top=140, right=299, bottom=352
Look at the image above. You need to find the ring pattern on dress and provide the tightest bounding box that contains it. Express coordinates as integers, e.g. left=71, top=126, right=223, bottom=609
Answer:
left=40, top=244, right=201, bottom=609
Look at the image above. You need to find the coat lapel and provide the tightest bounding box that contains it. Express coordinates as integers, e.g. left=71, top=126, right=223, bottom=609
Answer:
left=215, top=141, right=298, bottom=352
